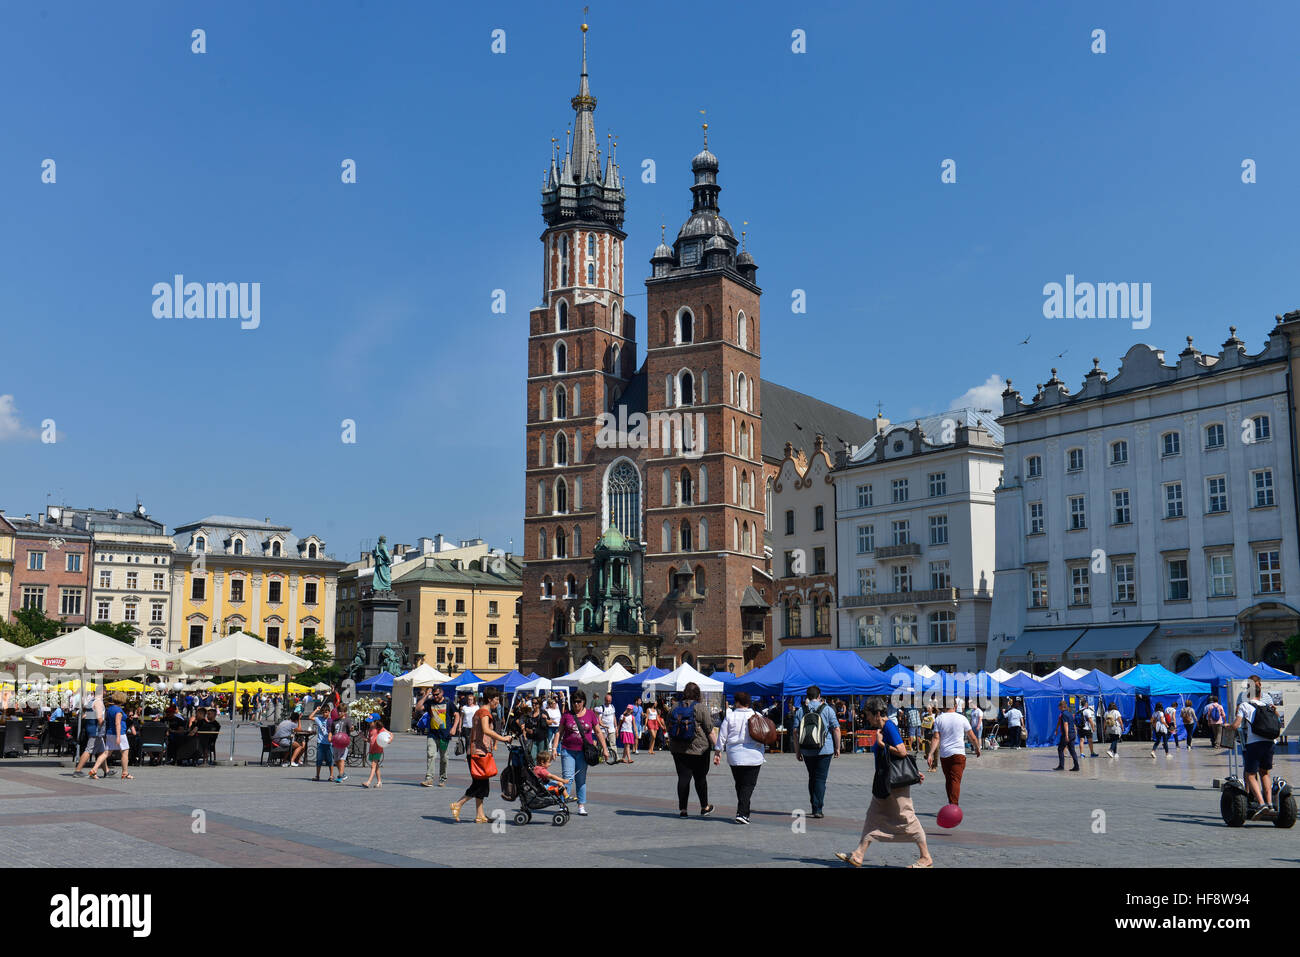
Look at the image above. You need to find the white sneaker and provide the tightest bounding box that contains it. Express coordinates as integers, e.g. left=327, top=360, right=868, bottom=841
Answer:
left=577, top=805, right=588, bottom=816
left=1149, top=752, right=1156, bottom=759
left=1165, top=753, right=1171, bottom=760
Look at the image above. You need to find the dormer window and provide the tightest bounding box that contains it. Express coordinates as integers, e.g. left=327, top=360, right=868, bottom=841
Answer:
left=231, top=537, right=244, bottom=556
left=681, top=243, right=700, bottom=266
left=271, top=540, right=282, bottom=557
left=195, top=535, right=206, bottom=552
left=308, top=543, right=317, bottom=559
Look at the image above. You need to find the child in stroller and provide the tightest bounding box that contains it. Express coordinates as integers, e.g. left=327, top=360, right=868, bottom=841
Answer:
left=506, top=741, right=572, bottom=826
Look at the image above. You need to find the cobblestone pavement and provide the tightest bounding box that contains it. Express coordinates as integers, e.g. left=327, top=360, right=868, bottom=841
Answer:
left=3, top=724, right=1298, bottom=867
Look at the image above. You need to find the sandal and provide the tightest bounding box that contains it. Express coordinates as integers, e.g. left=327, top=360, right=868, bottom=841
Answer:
left=907, top=860, right=934, bottom=869
left=120, top=773, right=134, bottom=780
left=834, top=852, right=863, bottom=868
left=474, top=815, right=490, bottom=824
left=87, top=771, right=98, bottom=779
left=450, top=803, right=461, bottom=822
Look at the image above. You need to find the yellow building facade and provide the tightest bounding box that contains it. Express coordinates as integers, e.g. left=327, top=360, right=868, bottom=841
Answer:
left=393, top=555, right=523, bottom=675
left=168, top=516, right=342, bottom=653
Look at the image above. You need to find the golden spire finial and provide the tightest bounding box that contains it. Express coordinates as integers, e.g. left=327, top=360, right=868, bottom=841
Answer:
left=660, top=224, right=666, bottom=242
left=699, top=109, right=708, bottom=148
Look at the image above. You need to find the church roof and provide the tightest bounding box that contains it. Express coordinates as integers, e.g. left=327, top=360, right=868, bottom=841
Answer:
left=760, top=382, right=876, bottom=464
left=608, top=368, right=874, bottom=465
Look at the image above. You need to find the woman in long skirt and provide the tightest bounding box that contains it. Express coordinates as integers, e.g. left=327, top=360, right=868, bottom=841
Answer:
left=836, top=697, right=932, bottom=868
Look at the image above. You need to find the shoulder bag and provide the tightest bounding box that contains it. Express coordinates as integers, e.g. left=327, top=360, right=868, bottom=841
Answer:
left=570, top=711, right=601, bottom=766
left=885, top=730, right=922, bottom=791
left=747, top=710, right=779, bottom=747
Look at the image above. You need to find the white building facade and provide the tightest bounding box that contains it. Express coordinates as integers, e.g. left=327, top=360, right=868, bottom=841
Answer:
left=56, top=506, right=174, bottom=650
left=834, top=411, right=1002, bottom=672
left=987, top=324, right=1300, bottom=675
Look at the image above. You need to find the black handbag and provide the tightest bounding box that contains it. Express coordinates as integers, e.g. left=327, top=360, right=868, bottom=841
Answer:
left=886, top=748, right=922, bottom=791
left=570, top=711, right=601, bottom=766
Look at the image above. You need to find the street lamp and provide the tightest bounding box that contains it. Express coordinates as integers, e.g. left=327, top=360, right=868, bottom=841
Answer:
left=1027, top=650, right=1036, bottom=677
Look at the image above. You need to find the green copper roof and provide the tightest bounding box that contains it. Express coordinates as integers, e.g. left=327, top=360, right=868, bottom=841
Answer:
left=596, top=525, right=628, bottom=551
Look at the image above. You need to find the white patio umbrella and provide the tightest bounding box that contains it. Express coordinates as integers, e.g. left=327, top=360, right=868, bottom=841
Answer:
left=312, top=682, right=332, bottom=692
left=19, top=627, right=161, bottom=762
left=177, top=631, right=310, bottom=764
left=0, top=638, right=26, bottom=711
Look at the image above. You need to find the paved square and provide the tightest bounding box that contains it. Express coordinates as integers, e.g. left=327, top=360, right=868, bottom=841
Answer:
left=2, top=725, right=1297, bottom=868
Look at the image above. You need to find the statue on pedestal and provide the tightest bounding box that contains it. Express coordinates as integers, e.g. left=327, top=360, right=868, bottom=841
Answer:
left=348, top=649, right=366, bottom=682
left=372, top=535, right=393, bottom=593
left=380, top=644, right=401, bottom=676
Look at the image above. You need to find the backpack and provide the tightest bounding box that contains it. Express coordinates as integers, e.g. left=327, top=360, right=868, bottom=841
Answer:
left=797, top=703, right=828, bottom=751
left=1249, top=700, right=1281, bottom=740
left=669, top=704, right=697, bottom=742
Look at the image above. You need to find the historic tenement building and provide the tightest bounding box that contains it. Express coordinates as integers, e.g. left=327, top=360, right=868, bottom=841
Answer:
left=989, top=316, right=1300, bottom=675
left=520, top=27, right=873, bottom=678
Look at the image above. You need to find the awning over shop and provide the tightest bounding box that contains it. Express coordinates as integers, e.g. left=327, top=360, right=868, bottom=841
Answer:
left=1067, top=624, right=1158, bottom=661
left=1001, top=627, right=1087, bottom=662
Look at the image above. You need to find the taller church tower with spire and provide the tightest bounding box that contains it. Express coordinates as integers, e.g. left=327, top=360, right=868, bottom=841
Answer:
left=523, top=24, right=638, bottom=667
left=521, top=27, right=776, bottom=679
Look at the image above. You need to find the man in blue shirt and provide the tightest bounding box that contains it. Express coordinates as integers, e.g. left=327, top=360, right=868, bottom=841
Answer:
left=792, top=685, right=841, bottom=818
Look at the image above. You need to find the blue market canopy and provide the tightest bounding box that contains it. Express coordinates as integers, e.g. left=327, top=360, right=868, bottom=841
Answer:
left=881, top=663, right=920, bottom=693
left=1253, top=660, right=1299, bottom=680
left=997, top=673, right=1042, bottom=695
left=1116, top=663, right=1209, bottom=696
left=1016, top=672, right=1093, bottom=696
left=479, top=670, right=535, bottom=693
left=610, top=666, right=669, bottom=711
left=1074, top=670, right=1138, bottom=696
left=1001, top=627, right=1088, bottom=663
left=731, top=650, right=894, bottom=698
left=1180, top=649, right=1298, bottom=683
left=1066, top=624, right=1157, bottom=662
left=440, top=670, right=490, bottom=692
left=355, top=672, right=394, bottom=692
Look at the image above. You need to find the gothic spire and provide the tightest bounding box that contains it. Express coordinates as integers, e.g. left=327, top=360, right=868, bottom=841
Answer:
left=541, top=22, right=625, bottom=228
left=570, top=23, right=599, bottom=184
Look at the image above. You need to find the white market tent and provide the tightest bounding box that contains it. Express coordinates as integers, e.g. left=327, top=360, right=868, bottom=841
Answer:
left=644, top=662, right=725, bottom=694
left=1043, top=666, right=1088, bottom=681
left=391, top=663, right=454, bottom=730
left=515, top=675, right=552, bottom=693
left=601, top=662, right=633, bottom=683
left=552, top=660, right=606, bottom=687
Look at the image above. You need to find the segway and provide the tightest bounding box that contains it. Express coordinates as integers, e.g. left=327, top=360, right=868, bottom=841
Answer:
left=1219, top=729, right=1297, bottom=828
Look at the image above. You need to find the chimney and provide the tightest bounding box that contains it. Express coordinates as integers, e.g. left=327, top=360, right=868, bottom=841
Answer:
left=434, top=533, right=446, bottom=551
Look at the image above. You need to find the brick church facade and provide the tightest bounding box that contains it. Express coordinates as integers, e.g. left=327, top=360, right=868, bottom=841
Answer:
left=520, top=27, right=874, bottom=678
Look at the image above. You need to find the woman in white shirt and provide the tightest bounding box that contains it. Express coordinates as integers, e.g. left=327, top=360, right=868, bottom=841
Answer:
left=545, top=697, right=562, bottom=754
left=1150, top=705, right=1170, bottom=759
left=712, top=690, right=765, bottom=824
left=1104, top=702, right=1123, bottom=758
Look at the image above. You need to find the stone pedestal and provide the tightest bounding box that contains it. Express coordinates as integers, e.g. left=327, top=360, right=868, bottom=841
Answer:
left=360, top=593, right=401, bottom=678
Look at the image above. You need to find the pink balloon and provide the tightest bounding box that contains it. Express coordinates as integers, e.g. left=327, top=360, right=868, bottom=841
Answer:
left=937, top=803, right=963, bottom=829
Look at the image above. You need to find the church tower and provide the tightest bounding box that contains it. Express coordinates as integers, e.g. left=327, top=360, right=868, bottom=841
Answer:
left=523, top=25, right=635, bottom=661
left=641, top=129, right=768, bottom=673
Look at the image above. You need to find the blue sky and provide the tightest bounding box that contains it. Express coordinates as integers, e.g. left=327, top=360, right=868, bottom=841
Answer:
left=2, top=1, right=1297, bottom=561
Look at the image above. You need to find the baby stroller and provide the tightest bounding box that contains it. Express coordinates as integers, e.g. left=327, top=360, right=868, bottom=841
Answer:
left=501, top=741, right=570, bottom=826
